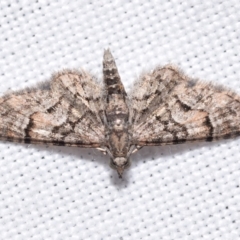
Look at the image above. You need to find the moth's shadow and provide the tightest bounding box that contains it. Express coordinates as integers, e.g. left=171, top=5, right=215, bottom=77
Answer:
left=14, top=138, right=229, bottom=187
left=129, top=139, right=228, bottom=173
left=49, top=145, right=132, bottom=187
left=22, top=143, right=130, bottom=186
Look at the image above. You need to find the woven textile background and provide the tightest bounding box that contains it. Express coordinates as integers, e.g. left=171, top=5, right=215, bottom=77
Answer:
left=0, top=1, right=239, bottom=239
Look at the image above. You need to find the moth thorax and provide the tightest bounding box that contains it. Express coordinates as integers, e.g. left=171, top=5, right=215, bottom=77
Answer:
left=113, top=119, right=125, bottom=131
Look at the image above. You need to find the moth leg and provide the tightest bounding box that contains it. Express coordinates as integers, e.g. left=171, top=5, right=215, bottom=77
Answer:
left=132, top=145, right=143, bottom=154
left=128, top=145, right=142, bottom=156
left=96, top=147, right=113, bottom=158
left=96, top=147, right=108, bottom=155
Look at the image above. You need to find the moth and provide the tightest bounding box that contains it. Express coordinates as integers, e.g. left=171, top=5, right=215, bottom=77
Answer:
left=1, top=50, right=240, bottom=178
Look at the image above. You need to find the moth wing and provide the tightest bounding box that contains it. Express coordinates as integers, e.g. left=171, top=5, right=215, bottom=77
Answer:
left=0, top=70, right=106, bottom=147
left=130, top=65, right=240, bottom=146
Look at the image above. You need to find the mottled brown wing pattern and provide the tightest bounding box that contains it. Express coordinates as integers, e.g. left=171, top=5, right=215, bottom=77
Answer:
left=0, top=70, right=106, bottom=147
left=2, top=50, right=240, bottom=178
left=130, top=65, right=240, bottom=146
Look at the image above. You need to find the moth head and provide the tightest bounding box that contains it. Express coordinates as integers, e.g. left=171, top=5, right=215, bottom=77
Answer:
left=110, top=157, right=130, bottom=178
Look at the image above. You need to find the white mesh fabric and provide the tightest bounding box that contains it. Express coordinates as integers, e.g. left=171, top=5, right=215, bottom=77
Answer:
left=0, top=1, right=239, bottom=239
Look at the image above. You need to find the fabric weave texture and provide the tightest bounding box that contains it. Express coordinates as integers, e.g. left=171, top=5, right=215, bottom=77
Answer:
left=0, top=1, right=239, bottom=239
